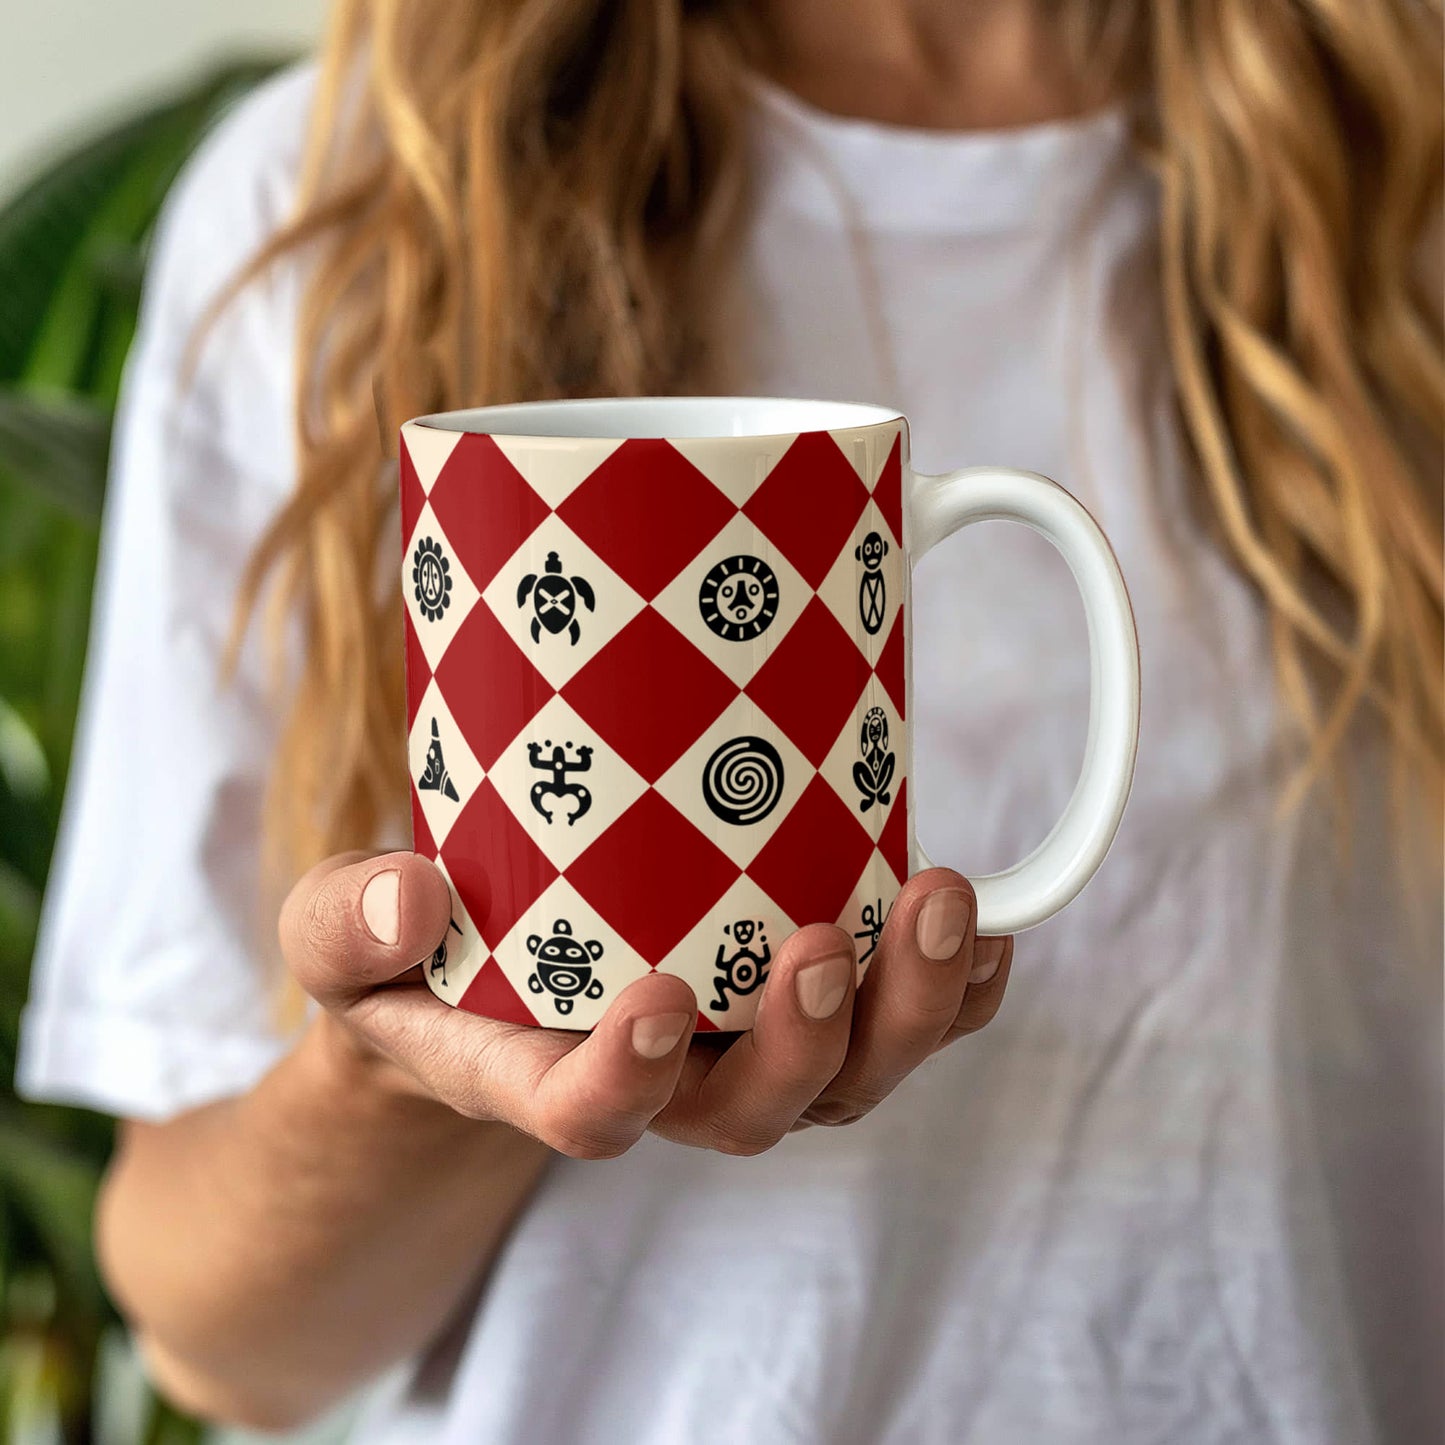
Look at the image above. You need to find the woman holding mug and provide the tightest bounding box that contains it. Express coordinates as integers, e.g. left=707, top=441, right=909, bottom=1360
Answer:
left=19, top=1, right=1442, bottom=1441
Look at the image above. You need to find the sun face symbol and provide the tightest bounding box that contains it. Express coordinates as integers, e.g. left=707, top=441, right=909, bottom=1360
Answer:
left=412, top=537, right=452, bottom=622
left=698, top=555, right=780, bottom=642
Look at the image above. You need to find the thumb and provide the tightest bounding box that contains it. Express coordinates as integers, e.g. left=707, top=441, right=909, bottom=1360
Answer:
left=279, top=851, right=454, bottom=1007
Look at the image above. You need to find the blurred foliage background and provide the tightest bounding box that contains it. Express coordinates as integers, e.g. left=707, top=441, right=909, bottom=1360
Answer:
left=0, top=61, right=282, bottom=1445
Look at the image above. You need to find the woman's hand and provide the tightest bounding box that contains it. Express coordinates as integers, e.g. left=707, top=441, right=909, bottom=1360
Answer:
left=282, top=852, right=1012, bottom=1159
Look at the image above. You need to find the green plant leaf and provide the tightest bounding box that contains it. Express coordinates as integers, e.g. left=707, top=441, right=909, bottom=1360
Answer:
left=0, top=392, right=111, bottom=522
left=0, top=1125, right=105, bottom=1316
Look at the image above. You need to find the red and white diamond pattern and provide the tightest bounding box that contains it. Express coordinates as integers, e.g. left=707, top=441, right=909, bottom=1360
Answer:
left=401, top=419, right=911, bottom=1031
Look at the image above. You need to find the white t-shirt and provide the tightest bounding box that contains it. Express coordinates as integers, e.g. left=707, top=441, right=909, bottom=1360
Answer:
left=19, top=66, right=1442, bottom=1445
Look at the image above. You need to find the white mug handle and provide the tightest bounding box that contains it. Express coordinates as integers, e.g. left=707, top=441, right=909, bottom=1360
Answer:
left=908, top=467, right=1140, bottom=935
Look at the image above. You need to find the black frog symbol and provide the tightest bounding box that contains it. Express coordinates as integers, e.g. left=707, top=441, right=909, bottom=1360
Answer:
left=710, top=918, right=772, bottom=1012
left=852, top=706, right=895, bottom=812
left=527, top=739, right=593, bottom=825
left=518, top=551, right=595, bottom=646
left=856, top=530, right=890, bottom=636
left=527, top=919, right=606, bottom=1016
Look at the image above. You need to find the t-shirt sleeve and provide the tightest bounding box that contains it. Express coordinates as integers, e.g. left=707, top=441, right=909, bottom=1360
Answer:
left=16, top=66, right=319, bottom=1122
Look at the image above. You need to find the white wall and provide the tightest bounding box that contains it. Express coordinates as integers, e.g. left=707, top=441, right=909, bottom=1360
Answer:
left=0, top=0, right=326, bottom=193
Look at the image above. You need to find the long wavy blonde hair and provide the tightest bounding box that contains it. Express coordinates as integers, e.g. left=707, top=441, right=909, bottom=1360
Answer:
left=229, top=0, right=1443, bottom=911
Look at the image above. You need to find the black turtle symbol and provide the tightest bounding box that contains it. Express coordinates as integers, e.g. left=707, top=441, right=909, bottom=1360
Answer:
left=527, top=919, right=606, bottom=1016
left=517, top=551, right=595, bottom=646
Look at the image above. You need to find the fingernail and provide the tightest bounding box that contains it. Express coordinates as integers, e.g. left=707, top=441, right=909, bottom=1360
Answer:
left=361, top=869, right=401, bottom=945
left=970, top=937, right=1008, bottom=984
left=796, top=952, right=854, bottom=1020
left=916, top=888, right=972, bottom=961
left=631, top=1013, right=691, bottom=1060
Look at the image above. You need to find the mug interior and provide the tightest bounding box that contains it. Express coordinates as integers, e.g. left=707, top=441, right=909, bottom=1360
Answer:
left=412, top=396, right=902, bottom=441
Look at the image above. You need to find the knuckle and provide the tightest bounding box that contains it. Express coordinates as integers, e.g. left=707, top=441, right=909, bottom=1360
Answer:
left=534, top=1101, right=634, bottom=1161
left=711, top=1117, right=786, bottom=1158
left=807, top=1089, right=881, bottom=1127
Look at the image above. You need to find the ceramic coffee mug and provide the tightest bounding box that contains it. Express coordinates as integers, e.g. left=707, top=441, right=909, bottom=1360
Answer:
left=400, top=398, right=1138, bottom=1032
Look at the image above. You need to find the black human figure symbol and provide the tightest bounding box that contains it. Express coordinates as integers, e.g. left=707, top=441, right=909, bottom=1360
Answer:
left=852, top=706, right=895, bottom=812
left=528, top=738, right=593, bottom=825
left=853, top=899, right=891, bottom=966
left=429, top=916, right=463, bottom=986
left=698, top=555, right=780, bottom=642
left=526, top=919, right=606, bottom=1015
left=856, top=531, right=890, bottom=636
left=418, top=718, right=460, bottom=801
left=411, top=536, right=452, bottom=622
left=517, top=551, right=596, bottom=646
left=710, top=919, right=772, bottom=1011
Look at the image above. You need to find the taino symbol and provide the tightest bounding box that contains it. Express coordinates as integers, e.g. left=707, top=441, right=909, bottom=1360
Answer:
left=710, top=918, right=772, bottom=1012
left=411, top=536, right=452, bottom=622
left=853, top=899, right=891, bottom=966
left=418, top=717, right=460, bottom=802
left=430, top=916, right=463, bottom=987
left=856, top=530, right=890, bottom=636
left=517, top=551, right=595, bottom=646
left=698, top=555, right=780, bottom=642
left=528, top=739, right=593, bottom=826
left=702, top=735, right=786, bottom=826
left=852, top=706, right=895, bottom=812
left=526, top=919, right=605, bottom=1016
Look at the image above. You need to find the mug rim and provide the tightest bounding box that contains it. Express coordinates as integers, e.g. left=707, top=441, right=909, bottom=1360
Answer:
left=408, top=396, right=904, bottom=442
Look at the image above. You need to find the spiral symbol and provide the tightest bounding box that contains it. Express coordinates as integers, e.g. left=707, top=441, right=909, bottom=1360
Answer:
left=702, top=735, right=785, bottom=826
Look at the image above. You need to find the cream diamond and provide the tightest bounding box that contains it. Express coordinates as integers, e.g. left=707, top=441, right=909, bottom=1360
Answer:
left=491, top=435, right=624, bottom=510
left=401, top=422, right=463, bottom=495
left=827, top=421, right=903, bottom=489
left=665, top=433, right=797, bottom=508
left=481, top=513, right=644, bottom=690
left=650, top=512, right=811, bottom=688
left=491, top=877, right=652, bottom=1031
left=817, top=678, right=905, bottom=844
left=653, top=694, right=812, bottom=869
left=816, top=500, right=903, bottom=669
left=408, top=680, right=483, bottom=848
left=422, top=858, right=487, bottom=1005
left=655, top=875, right=797, bottom=1030
left=486, top=694, right=648, bottom=871
left=403, top=504, right=480, bottom=673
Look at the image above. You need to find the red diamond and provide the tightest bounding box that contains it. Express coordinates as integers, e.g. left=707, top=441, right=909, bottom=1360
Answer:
left=410, top=787, right=438, bottom=861
left=403, top=609, right=430, bottom=730
left=744, top=432, right=869, bottom=589
left=429, top=434, right=551, bottom=591
left=443, top=779, right=558, bottom=949
left=435, top=606, right=552, bottom=769
left=564, top=609, right=735, bottom=782
left=749, top=777, right=876, bottom=928
left=458, top=958, right=540, bottom=1026
left=747, top=599, right=871, bottom=767
left=399, top=440, right=427, bottom=545
left=873, top=432, right=903, bottom=545
left=876, top=611, right=906, bottom=719
left=694, top=1010, right=721, bottom=1034
left=879, top=779, right=910, bottom=883
left=568, top=791, right=738, bottom=965
left=558, top=440, right=736, bottom=599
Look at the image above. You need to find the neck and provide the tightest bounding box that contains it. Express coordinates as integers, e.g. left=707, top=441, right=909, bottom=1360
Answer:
left=751, top=0, right=1101, bottom=130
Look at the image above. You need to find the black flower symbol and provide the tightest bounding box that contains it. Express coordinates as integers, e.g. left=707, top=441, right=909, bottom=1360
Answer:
left=412, top=536, right=452, bottom=622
